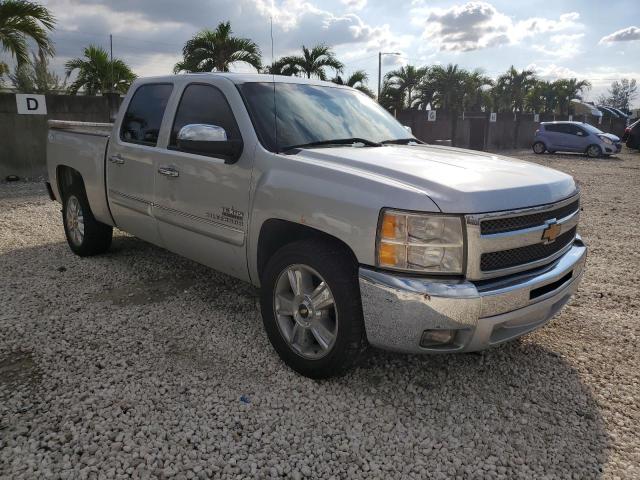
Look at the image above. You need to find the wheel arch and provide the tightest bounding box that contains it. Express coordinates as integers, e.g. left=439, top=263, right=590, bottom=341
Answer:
left=56, top=165, right=86, bottom=199
left=256, top=219, right=358, bottom=285
left=585, top=143, right=602, bottom=157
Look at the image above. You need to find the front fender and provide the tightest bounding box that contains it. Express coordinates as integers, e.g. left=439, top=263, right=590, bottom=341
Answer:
left=247, top=152, right=440, bottom=285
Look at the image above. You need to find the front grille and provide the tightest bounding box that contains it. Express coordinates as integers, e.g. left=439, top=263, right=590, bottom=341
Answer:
left=480, top=200, right=579, bottom=235
left=480, top=227, right=576, bottom=271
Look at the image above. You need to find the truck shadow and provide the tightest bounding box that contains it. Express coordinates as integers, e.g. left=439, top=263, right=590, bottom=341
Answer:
left=350, top=344, right=608, bottom=476
left=1, top=234, right=609, bottom=478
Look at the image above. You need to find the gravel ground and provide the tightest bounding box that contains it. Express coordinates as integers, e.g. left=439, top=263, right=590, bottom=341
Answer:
left=1, top=149, right=639, bottom=479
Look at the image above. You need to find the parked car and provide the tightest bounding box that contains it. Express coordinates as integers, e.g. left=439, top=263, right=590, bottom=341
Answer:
left=622, top=119, right=640, bottom=150
left=46, top=74, right=587, bottom=378
left=533, top=121, right=621, bottom=157
left=596, top=105, right=620, bottom=118
left=608, top=107, right=629, bottom=120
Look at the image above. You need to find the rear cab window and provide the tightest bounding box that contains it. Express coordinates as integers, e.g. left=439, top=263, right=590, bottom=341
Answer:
left=120, top=83, right=173, bottom=146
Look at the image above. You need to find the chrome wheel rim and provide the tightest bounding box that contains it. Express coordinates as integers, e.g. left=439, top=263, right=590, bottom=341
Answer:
left=65, top=196, right=84, bottom=246
left=273, top=264, right=338, bottom=360
left=533, top=143, right=544, bottom=153
left=588, top=146, right=599, bottom=157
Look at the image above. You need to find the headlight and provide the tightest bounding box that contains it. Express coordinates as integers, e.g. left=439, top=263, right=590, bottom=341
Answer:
left=599, top=135, right=613, bottom=145
left=376, top=209, right=464, bottom=274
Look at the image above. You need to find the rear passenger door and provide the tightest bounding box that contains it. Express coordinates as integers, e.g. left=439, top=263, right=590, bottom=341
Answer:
left=543, top=124, right=562, bottom=149
left=152, top=80, right=254, bottom=280
left=106, top=83, right=173, bottom=244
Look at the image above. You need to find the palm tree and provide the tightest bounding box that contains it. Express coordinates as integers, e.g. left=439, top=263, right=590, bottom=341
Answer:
left=65, top=45, right=136, bottom=95
left=173, top=21, right=262, bottom=73
left=463, top=69, right=493, bottom=112
left=331, top=70, right=374, bottom=97
left=495, top=66, right=536, bottom=147
left=385, top=65, right=428, bottom=109
left=0, top=0, right=55, bottom=75
left=378, top=80, right=404, bottom=113
left=553, top=78, right=591, bottom=115
left=266, top=56, right=300, bottom=76
left=269, top=45, right=343, bottom=80
left=494, top=66, right=536, bottom=113
left=10, top=49, right=64, bottom=92
left=429, top=64, right=470, bottom=146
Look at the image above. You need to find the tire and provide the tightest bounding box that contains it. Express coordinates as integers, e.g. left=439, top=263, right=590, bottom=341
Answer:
left=62, top=181, right=113, bottom=256
left=532, top=141, right=546, bottom=154
left=260, top=239, right=367, bottom=379
left=586, top=144, right=602, bottom=158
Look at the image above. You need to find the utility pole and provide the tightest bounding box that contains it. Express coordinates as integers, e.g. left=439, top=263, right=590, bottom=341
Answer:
left=377, top=51, right=402, bottom=102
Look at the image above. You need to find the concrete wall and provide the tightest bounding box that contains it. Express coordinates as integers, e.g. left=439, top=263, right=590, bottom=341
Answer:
left=0, top=93, right=121, bottom=179
left=396, top=110, right=628, bottom=151
left=0, top=94, right=630, bottom=180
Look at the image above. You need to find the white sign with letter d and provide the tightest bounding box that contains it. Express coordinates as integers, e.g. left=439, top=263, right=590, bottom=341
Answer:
left=16, top=94, right=47, bottom=115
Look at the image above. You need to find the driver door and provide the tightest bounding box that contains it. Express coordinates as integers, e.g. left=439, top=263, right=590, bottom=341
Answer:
left=152, top=81, right=254, bottom=280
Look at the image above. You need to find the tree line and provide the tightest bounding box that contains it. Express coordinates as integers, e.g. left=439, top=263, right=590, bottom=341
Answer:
left=1, top=2, right=637, bottom=114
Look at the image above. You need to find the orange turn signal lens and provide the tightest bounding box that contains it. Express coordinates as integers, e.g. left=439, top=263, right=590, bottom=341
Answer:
left=381, top=215, right=397, bottom=239
left=378, top=242, right=406, bottom=267
left=380, top=212, right=405, bottom=241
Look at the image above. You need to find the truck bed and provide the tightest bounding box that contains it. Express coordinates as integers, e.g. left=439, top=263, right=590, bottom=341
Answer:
left=47, top=120, right=115, bottom=226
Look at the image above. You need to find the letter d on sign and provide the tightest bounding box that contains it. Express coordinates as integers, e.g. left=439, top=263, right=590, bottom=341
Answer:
left=16, top=94, right=47, bottom=115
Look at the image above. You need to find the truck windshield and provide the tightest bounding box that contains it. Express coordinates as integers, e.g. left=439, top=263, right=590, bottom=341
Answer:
left=238, top=82, right=412, bottom=153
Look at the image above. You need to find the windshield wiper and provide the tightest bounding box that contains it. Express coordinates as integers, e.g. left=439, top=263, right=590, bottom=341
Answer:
left=280, top=137, right=382, bottom=152
left=380, top=138, right=422, bottom=145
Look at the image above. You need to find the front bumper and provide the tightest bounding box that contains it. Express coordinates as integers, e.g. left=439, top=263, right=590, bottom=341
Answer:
left=603, top=142, right=622, bottom=154
left=359, top=237, right=587, bottom=353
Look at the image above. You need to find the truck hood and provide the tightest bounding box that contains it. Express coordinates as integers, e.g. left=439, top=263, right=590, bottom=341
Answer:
left=292, top=144, right=577, bottom=213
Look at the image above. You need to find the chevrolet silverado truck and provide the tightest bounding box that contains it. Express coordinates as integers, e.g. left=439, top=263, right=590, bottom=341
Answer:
left=46, top=73, right=587, bottom=378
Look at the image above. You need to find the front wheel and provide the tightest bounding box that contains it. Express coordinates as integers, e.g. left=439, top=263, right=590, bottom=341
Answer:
left=586, top=144, right=602, bottom=158
left=260, top=239, right=367, bottom=378
left=532, top=141, right=546, bottom=154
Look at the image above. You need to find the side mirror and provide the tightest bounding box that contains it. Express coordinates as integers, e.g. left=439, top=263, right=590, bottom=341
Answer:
left=576, top=131, right=584, bottom=136
left=404, top=125, right=412, bottom=134
left=177, top=124, right=243, bottom=162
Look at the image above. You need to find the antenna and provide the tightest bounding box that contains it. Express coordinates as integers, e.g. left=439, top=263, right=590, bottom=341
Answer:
left=270, top=11, right=278, bottom=152
left=110, top=34, right=114, bottom=92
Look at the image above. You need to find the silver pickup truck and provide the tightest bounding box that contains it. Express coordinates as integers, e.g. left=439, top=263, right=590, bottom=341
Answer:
left=46, top=73, right=587, bottom=378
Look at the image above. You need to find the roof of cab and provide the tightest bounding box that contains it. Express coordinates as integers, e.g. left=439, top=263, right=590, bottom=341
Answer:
left=135, top=72, right=348, bottom=89
left=540, top=121, right=586, bottom=125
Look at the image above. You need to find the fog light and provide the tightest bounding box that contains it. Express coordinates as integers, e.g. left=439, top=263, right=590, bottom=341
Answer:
left=420, top=329, right=455, bottom=348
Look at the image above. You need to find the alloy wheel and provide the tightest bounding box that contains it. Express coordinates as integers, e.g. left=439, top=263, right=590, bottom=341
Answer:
left=65, top=195, right=85, bottom=246
left=273, top=264, right=338, bottom=359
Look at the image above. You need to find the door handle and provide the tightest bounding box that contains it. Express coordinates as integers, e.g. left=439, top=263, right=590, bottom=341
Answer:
left=158, top=166, right=179, bottom=177
left=109, top=154, right=125, bottom=165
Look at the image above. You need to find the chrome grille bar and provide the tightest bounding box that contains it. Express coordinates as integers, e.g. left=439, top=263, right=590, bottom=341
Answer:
left=465, top=192, right=580, bottom=280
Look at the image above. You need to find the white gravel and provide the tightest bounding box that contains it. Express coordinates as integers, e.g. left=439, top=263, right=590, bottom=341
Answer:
left=1, top=149, right=639, bottom=479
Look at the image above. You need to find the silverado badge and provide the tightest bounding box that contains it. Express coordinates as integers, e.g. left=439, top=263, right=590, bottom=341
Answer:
left=541, top=220, right=562, bottom=244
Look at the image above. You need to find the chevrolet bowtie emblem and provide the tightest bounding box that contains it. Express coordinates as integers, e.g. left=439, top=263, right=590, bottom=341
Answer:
left=541, top=221, right=562, bottom=243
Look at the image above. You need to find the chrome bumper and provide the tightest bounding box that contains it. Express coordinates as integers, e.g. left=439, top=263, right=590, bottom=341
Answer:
left=359, top=237, right=587, bottom=353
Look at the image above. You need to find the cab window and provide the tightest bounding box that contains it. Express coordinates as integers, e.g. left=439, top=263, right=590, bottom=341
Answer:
left=120, top=83, right=173, bottom=146
left=170, top=84, right=241, bottom=149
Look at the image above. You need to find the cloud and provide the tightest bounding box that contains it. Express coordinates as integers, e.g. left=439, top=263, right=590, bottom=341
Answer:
left=412, top=1, right=582, bottom=52
left=341, top=0, right=367, bottom=11
left=532, top=33, right=584, bottom=59
left=599, top=26, right=640, bottom=44
left=39, top=0, right=406, bottom=78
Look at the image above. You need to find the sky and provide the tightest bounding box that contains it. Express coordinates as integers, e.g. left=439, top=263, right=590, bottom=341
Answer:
left=37, top=0, right=640, bottom=106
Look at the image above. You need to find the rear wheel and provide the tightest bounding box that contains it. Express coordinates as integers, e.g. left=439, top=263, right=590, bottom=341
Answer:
left=260, top=239, right=367, bottom=378
left=586, top=144, right=602, bottom=158
left=62, top=182, right=112, bottom=256
left=532, top=141, right=546, bottom=154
